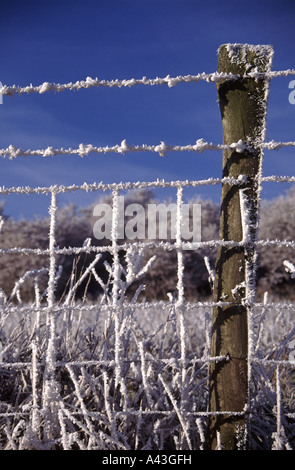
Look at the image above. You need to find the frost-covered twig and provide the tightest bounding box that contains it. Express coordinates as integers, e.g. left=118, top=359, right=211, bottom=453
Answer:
left=158, top=374, right=192, bottom=450
left=63, top=253, right=102, bottom=305
left=9, top=267, right=48, bottom=305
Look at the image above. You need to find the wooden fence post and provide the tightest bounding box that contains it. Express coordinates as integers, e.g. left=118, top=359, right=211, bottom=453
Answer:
left=207, top=44, right=273, bottom=450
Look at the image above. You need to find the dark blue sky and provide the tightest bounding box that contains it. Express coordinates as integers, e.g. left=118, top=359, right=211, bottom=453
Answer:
left=0, top=0, right=294, bottom=218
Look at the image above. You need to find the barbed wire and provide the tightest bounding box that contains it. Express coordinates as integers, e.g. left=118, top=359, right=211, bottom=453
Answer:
left=0, top=175, right=249, bottom=195
left=2, top=69, right=295, bottom=96
left=0, top=139, right=295, bottom=160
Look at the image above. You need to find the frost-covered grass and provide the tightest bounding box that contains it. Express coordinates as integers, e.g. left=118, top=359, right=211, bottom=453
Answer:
left=0, top=296, right=295, bottom=450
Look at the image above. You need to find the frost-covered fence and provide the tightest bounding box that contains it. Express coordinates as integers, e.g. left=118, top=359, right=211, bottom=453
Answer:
left=0, top=43, right=295, bottom=450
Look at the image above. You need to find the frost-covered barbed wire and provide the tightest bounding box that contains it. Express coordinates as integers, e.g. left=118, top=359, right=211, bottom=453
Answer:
left=0, top=139, right=250, bottom=159
left=2, top=69, right=295, bottom=96
left=0, top=175, right=248, bottom=196
left=0, top=236, right=294, bottom=258
left=0, top=172, right=293, bottom=201
left=1, top=139, right=295, bottom=159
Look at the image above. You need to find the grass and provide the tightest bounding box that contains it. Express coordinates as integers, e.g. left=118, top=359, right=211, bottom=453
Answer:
left=1, top=290, right=295, bottom=450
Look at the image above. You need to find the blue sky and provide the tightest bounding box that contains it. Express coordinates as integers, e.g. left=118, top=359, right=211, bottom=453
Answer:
left=0, top=0, right=294, bottom=219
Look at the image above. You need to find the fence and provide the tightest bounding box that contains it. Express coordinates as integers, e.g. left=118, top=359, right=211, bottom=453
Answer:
left=0, top=43, right=295, bottom=450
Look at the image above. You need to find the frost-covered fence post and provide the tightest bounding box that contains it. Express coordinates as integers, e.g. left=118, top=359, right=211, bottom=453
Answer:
left=207, top=44, right=273, bottom=450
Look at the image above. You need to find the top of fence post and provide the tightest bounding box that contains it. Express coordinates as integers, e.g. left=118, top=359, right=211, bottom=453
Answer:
left=207, top=43, right=273, bottom=450
left=217, top=43, right=273, bottom=146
